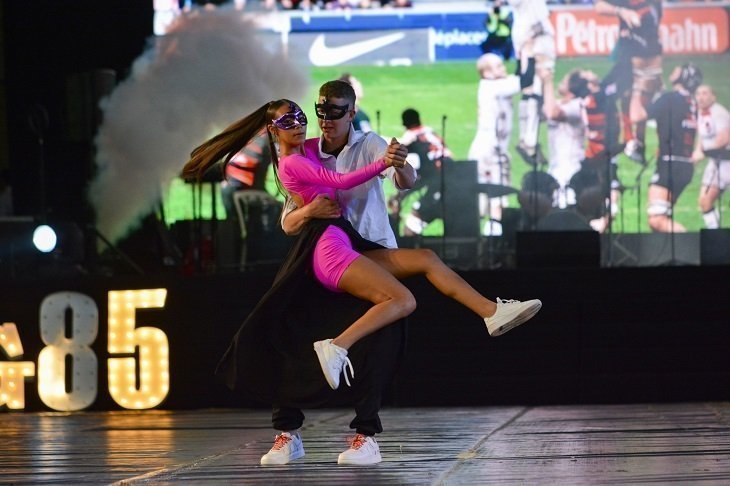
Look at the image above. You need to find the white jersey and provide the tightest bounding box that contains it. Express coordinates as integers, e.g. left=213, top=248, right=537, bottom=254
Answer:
left=282, top=128, right=401, bottom=249
left=400, top=125, right=453, bottom=161
left=698, top=103, right=730, bottom=153
left=547, top=97, right=585, bottom=188
left=698, top=102, right=730, bottom=190
left=468, top=75, right=521, bottom=184
left=508, top=0, right=554, bottom=53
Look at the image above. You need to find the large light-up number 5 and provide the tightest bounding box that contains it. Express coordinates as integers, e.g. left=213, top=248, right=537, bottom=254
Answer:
left=38, top=292, right=98, bottom=411
left=107, top=289, right=169, bottom=409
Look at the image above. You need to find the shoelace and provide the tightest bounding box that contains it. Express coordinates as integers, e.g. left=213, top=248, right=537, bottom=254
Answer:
left=340, top=354, right=354, bottom=387
left=271, top=433, right=292, bottom=451
left=349, top=434, right=367, bottom=450
left=497, top=298, right=519, bottom=305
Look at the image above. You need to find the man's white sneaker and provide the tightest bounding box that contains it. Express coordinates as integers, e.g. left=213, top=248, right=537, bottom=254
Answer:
left=484, top=298, right=542, bottom=336
left=313, top=339, right=354, bottom=390
left=260, top=431, right=305, bottom=465
left=337, top=434, right=382, bottom=465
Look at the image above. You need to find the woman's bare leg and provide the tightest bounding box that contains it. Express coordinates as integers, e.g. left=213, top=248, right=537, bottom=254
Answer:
left=332, top=254, right=417, bottom=350
left=363, top=248, right=497, bottom=318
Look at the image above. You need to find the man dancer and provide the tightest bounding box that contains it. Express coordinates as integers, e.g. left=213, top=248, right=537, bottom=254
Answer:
left=262, top=80, right=415, bottom=467
left=693, top=84, right=730, bottom=229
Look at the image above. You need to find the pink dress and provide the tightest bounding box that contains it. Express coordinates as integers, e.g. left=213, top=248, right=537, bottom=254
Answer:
left=278, top=153, right=387, bottom=292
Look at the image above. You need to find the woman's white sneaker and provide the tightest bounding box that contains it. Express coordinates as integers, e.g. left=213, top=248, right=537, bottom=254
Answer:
left=484, top=298, right=542, bottom=336
left=260, top=431, right=305, bottom=465
left=337, top=434, right=382, bottom=465
left=313, top=339, right=354, bottom=390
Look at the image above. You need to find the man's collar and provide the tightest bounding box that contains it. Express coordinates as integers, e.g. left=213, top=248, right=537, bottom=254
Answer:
left=318, top=124, right=360, bottom=157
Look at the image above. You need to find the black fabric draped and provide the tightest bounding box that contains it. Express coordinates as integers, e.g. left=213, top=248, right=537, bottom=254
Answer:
left=215, top=217, right=407, bottom=409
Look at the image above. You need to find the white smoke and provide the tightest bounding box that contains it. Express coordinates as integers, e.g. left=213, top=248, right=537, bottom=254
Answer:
left=89, top=9, right=307, bottom=243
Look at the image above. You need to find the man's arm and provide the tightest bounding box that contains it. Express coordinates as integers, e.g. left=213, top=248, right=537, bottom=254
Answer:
left=540, top=70, right=563, bottom=121
left=393, top=164, right=417, bottom=190
left=281, top=194, right=340, bottom=236
left=386, top=138, right=417, bottom=189
left=595, top=0, right=641, bottom=27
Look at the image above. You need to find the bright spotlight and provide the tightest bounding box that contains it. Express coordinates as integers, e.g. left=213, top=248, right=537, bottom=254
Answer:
left=32, top=225, right=57, bottom=253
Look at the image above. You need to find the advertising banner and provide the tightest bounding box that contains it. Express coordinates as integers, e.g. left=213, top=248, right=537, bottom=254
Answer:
left=270, top=5, right=729, bottom=65
left=286, top=29, right=433, bottom=67
left=552, top=6, right=729, bottom=57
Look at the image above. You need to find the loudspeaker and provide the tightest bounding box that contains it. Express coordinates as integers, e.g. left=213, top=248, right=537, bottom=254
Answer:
left=516, top=230, right=600, bottom=268
left=442, top=160, right=479, bottom=238
left=602, top=232, right=699, bottom=267
left=700, top=229, right=730, bottom=265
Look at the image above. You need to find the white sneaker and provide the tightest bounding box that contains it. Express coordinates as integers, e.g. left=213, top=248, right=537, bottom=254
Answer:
left=338, top=434, right=382, bottom=465
left=313, top=339, right=354, bottom=390
left=260, top=431, right=305, bottom=465
left=484, top=298, right=542, bottom=336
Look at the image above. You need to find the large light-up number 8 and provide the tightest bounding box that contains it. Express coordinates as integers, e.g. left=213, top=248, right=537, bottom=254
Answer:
left=107, top=289, right=169, bottom=409
left=37, top=292, right=98, bottom=411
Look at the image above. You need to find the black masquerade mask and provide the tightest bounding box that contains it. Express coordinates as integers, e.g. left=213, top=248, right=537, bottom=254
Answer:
left=314, top=100, right=350, bottom=120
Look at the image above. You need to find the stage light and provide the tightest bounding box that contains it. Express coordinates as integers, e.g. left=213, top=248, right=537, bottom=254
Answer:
left=32, top=224, right=57, bottom=253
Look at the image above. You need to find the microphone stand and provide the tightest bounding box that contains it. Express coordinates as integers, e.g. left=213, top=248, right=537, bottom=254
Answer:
left=605, top=149, right=613, bottom=266
left=662, top=91, right=691, bottom=266
left=88, top=225, right=145, bottom=275
left=440, top=114, right=447, bottom=259
left=666, top=97, right=679, bottom=265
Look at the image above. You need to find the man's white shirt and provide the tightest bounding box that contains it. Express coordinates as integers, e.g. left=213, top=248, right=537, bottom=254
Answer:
left=281, top=127, right=405, bottom=249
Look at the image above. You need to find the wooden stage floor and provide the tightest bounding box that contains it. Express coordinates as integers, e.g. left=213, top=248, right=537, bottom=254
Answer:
left=3, top=402, right=730, bottom=484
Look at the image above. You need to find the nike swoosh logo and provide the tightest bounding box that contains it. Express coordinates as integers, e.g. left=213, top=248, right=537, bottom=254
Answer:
left=308, top=32, right=405, bottom=67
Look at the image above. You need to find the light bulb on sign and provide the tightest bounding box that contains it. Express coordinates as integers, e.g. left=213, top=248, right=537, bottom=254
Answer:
left=107, top=289, right=170, bottom=410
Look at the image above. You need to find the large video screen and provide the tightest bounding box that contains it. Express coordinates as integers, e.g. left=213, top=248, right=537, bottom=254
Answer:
left=152, top=1, right=730, bottom=268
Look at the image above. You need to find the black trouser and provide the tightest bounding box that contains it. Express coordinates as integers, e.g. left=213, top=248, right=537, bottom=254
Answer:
left=272, top=325, right=398, bottom=437
left=272, top=370, right=384, bottom=436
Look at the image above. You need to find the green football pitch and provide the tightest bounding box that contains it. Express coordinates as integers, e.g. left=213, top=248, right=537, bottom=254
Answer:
left=164, top=53, right=730, bottom=235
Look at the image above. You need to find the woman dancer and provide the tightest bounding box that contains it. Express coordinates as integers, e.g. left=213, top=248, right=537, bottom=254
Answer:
left=183, top=99, right=542, bottom=464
